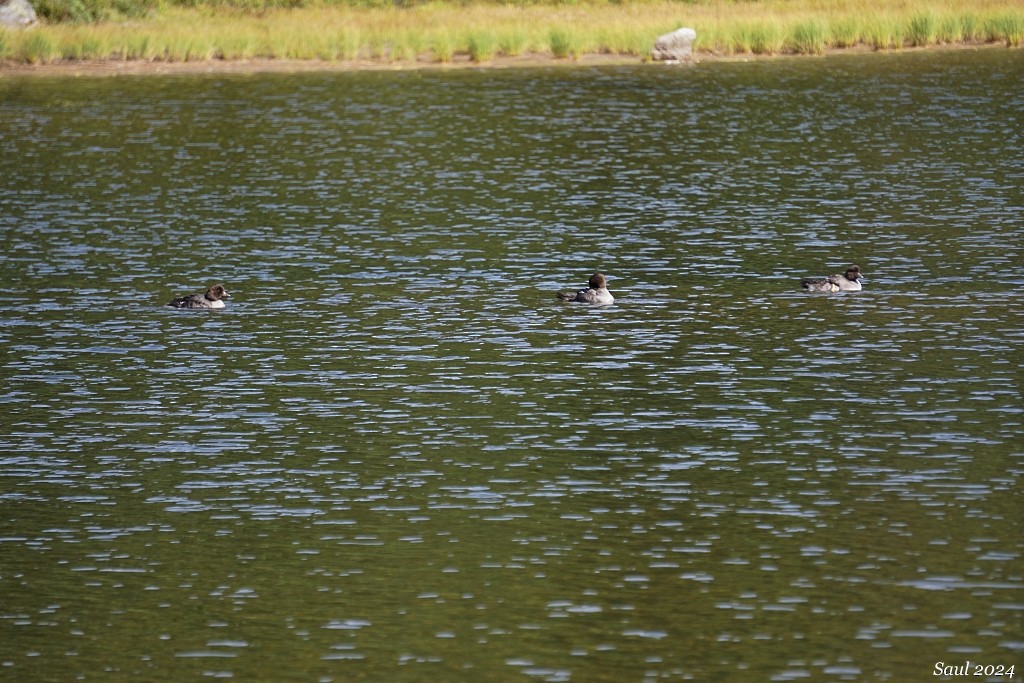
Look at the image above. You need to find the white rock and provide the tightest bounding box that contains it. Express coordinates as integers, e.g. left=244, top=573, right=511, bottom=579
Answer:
left=0, top=0, right=38, bottom=28
left=652, top=27, right=697, bottom=62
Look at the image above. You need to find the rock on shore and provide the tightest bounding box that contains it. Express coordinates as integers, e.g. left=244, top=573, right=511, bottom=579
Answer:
left=1, top=0, right=38, bottom=28
left=652, top=27, right=697, bottom=62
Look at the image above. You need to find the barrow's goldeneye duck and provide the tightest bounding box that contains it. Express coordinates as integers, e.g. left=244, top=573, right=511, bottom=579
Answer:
left=557, top=272, right=614, bottom=304
left=166, top=284, right=231, bottom=309
left=800, top=265, right=863, bottom=292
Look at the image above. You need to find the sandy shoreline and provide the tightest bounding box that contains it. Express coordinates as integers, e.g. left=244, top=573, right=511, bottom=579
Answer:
left=0, top=52, right=639, bottom=77
left=0, top=43, right=1010, bottom=78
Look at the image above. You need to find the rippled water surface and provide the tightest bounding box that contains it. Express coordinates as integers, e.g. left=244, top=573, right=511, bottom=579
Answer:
left=1, top=48, right=1022, bottom=682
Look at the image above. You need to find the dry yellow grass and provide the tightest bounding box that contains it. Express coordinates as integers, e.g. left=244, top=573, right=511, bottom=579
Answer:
left=1, top=0, right=1022, bottom=65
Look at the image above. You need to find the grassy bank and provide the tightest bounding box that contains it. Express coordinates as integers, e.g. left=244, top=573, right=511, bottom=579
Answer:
left=1, top=0, right=1022, bottom=66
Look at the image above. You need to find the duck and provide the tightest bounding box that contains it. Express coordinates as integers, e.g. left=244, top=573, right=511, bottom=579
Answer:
left=557, top=272, right=614, bottom=304
left=166, top=284, right=231, bottom=309
left=800, top=265, right=863, bottom=292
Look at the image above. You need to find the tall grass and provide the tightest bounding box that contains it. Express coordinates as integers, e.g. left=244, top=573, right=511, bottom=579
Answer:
left=935, top=15, right=962, bottom=43
left=789, top=19, right=828, bottom=54
left=958, top=12, right=983, bottom=41
left=625, top=28, right=661, bottom=56
left=988, top=13, right=1024, bottom=46
left=430, top=32, right=454, bottom=63
left=467, top=31, right=496, bottom=62
left=686, top=1, right=1022, bottom=56
left=549, top=29, right=581, bottom=59
left=3, top=0, right=1023, bottom=67
left=907, top=12, right=938, bottom=46
left=863, top=14, right=906, bottom=50
left=497, top=29, right=528, bottom=57
left=750, top=24, right=785, bottom=55
left=829, top=18, right=860, bottom=48
left=20, top=31, right=62, bottom=63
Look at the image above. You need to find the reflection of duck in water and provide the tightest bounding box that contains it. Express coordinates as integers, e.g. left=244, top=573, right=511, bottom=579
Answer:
left=557, top=272, right=614, bottom=304
left=166, top=284, right=231, bottom=309
left=800, top=265, right=863, bottom=292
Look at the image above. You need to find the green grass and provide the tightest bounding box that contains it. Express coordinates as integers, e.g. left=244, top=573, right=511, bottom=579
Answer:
left=988, top=13, right=1024, bottom=46
left=864, top=14, right=906, bottom=50
left=35, top=0, right=154, bottom=23
left=497, top=28, right=528, bottom=57
left=907, top=12, right=938, bottom=46
left=549, top=29, right=580, bottom=59
left=2, top=0, right=1023, bottom=67
left=750, top=24, right=785, bottom=55
left=789, top=19, right=828, bottom=55
left=829, top=18, right=860, bottom=48
left=63, top=34, right=102, bottom=59
left=21, top=31, right=61, bottom=63
left=430, top=33, right=454, bottom=63
left=399, top=30, right=425, bottom=60
left=364, top=31, right=386, bottom=60
left=597, top=25, right=656, bottom=56
left=467, top=31, right=496, bottom=62
left=936, top=15, right=962, bottom=43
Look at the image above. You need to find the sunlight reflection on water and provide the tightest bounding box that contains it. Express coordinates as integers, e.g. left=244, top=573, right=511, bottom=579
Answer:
left=1, top=48, right=1023, bottom=682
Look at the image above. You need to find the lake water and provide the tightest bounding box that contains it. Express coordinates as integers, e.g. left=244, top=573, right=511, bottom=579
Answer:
left=1, top=48, right=1022, bottom=682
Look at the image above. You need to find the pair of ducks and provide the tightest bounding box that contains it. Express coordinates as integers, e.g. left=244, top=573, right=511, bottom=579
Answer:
left=555, top=265, right=864, bottom=301
left=165, top=265, right=863, bottom=309
left=165, top=275, right=615, bottom=308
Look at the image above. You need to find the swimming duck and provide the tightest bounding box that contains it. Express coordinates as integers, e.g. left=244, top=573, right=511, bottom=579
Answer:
left=166, top=284, right=231, bottom=309
left=557, top=272, right=614, bottom=304
left=800, top=265, right=863, bottom=292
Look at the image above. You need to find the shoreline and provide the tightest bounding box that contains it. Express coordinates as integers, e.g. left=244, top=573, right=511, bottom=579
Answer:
left=0, top=42, right=1013, bottom=78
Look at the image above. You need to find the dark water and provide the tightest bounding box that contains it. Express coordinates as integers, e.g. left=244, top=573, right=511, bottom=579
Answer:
left=1, top=48, right=1022, bottom=682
